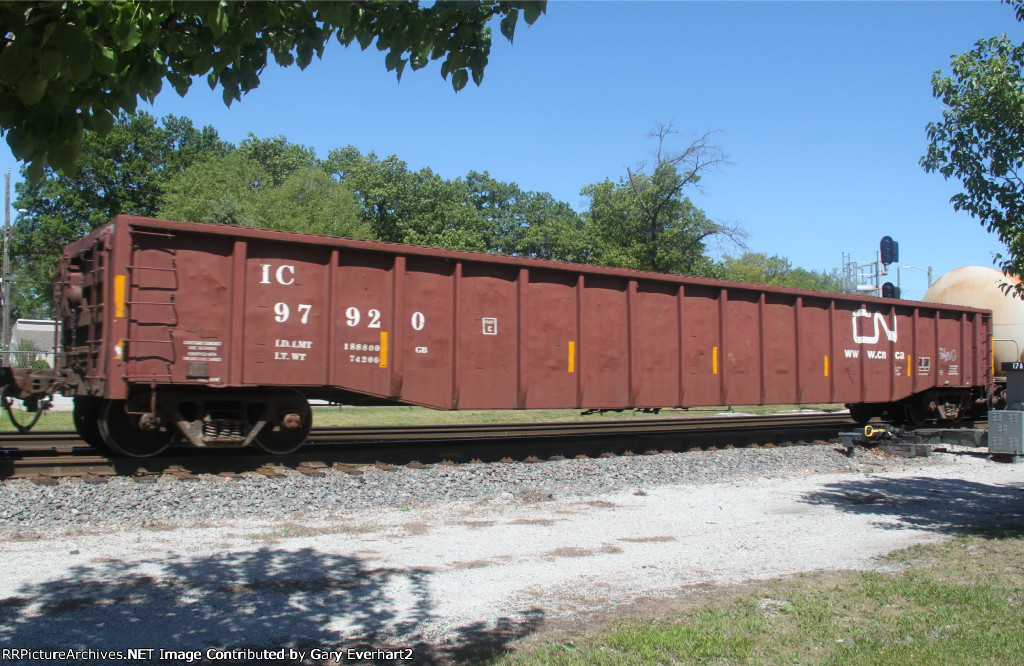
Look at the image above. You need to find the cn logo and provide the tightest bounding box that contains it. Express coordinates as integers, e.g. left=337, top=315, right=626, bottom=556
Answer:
left=852, top=309, right=897, bottom=344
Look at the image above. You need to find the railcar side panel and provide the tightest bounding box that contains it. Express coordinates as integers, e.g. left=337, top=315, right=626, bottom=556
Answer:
left=794, top=297, right=831, bottom=404
left=57, top=217, right=992, bottom=418
left=913, top=313, right=938, bottom=393
left=937, top=311, right=968, bottom=385
left=522, top=270, right=578, bottom=409
left=763, top=293, right=797, bottom=404
left=679, top=285, right=722, bottom=406
left=722, top=290, right=761, bottom=406
left=579, top=275, right=630, bottom=408
left=331, top=250, right=395, bottom=400
left=456, top=263, right=518, bottom=409
left=165, top=241, right=233, bottom=386
left=397, top=257, right=455, bottom=409
left=632, top=282, right=681, bottom=408
left=243, top=243, right=330, bottom=386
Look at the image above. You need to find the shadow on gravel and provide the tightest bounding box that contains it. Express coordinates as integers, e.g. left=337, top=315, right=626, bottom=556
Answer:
left=800, top=475, right=1024, bottom=537
left=0, top=547, right=542, bottom=665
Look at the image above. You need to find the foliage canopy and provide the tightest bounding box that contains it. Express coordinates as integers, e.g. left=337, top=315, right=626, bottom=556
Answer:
left=0, top=0, right=545, bottom=177
left=11, top=112, right=228, bottom=317
left=581, top=125, right=741, bottom=276
left=11, top=113, right=841, bottom=319
left=922, top=1, right=1024, bottom=293
left=719, top=253, right=842, bottom=292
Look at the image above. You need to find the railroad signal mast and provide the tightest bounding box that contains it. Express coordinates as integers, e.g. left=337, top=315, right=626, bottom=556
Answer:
left=842, top=236, right=903, bottom=298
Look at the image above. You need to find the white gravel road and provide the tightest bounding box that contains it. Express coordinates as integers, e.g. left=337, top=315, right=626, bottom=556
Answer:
left=2, top=447, right=1023, bottom=664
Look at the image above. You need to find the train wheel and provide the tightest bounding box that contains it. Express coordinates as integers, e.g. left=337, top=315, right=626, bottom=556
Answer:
left=904, top=399, right=932, bottom=427
left=255, top=391, right=311, bottom=455
left=98, top=400, right=172, bottom=458
left=848, top=404, right=873, bottom=426
left=73, top=397, right=111, bottom=454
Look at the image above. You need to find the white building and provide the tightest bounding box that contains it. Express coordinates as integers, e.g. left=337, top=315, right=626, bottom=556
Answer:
left=8, top=319, right=57, bottom=368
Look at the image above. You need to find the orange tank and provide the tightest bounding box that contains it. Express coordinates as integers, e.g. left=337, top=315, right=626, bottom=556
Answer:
left=924, top=266, right=1024, bottom=373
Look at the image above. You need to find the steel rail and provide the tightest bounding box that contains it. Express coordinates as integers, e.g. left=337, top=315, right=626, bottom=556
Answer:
left=304, top=412, right=855, bottom=440
left=0, top=413, right=849, bottom=451
left=3, top=413, right=982, bottom=481
left=0, top=413, right=864, bottom=480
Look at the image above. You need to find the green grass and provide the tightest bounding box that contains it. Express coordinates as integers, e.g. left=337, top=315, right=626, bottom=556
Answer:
left=0, top=408, right=73, bottom=431
left=310, top=403, right=844, bottom=428
left=491, top=536, right=1024, bottom=665
left=0, top=403, right=844, bottom=432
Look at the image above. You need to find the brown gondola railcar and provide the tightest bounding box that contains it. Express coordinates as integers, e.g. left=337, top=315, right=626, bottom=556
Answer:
left=47, top=216, right=992, bottom=456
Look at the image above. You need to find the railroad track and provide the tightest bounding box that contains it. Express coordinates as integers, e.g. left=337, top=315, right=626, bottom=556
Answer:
left=0, top=412, right=881, bottom=480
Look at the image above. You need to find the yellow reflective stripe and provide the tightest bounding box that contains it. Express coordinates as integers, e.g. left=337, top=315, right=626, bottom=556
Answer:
left=114, top=275, right=126, bottom=318
left=712, top=346, right=718, bottom=375
left=824, top=354, right=829, bottom=377
left=992, top=335, right=996, bottom=376
left=379, top=331, right=388, bottom=368
left=568, top=341, right=575, bottom=373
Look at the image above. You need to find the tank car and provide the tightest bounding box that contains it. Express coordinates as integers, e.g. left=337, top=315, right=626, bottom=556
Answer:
left=922, top=266, right=1024, bottom=408
left=0, top=216, right=995, bottom=456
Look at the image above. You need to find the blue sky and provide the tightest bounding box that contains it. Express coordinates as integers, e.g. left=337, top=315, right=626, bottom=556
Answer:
left=4, top=1, right=1023, bottom=299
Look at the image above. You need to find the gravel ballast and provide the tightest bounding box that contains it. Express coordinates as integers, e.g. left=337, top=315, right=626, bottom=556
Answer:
left=1, top=443, right=1022, bottom=662
left=1, top=445, right=907, bottom=532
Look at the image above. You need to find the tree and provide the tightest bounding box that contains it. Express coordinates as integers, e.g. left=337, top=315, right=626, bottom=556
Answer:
left=720, top=253, right=793, bottom=286
left=236, top=134, right=319, bottom=187
left=159, top=150, right=367, bottom=238
left=11, top=112, right=228, bottom=317
left=256, top=168, right=367, bottom=238
left=327, top=149, right=587, bottom=255
left=157, top=133, right=322, bottom=226
left=0, top=1, right=546, bottom=177
left=463, top=170, right=589, bottom=261
left=326, top=146, right=484, bottom=250
left=12, top=339, right=44, bottom=370
left=326, top=146, right=419, bottom=242
left=581, top=125, right=744, bottom=275
left=922, top=2, right=1024, bottom=293
left=720, top=253, right=842, bottom=292
left=158, top=153, right=268, bottom=227
left=515, top=192, right=592, bottom=263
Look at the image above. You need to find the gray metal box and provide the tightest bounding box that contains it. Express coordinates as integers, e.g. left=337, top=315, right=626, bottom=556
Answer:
left=988, top=410, right=1024, bottom=455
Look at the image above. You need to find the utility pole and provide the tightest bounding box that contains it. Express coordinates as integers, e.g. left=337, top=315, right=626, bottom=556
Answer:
left=2, top=170, right=9, bottom=366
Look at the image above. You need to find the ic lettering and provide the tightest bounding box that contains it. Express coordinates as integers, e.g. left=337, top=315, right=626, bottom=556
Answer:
left=277, top=265, right=295, bottom=285
left=259, top=263, right=296, bottom=285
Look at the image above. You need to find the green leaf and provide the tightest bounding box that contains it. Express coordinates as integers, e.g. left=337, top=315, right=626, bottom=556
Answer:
left=38, top=51, right=63, bottom=79
left=94, top=46, right=117, bottom=75
left=409, top=47, right=428, bottom=70
left=385, top=49, right=404, bottom=72
left=189, top=54, right=212, bottom=76
left=91, top=109, right=114, bottom=136
left=168, top=72, right=191, bottom=97
left=0, top=42, right=31, bottom=83
left=296, top=42, right=313, bottom=69
left=211, top=4, right=229, bottom=38
left=222, top=83, right=240, bottom=106
left=17, top=75, right=48, bottom=106
left=117, top=21, right=143, bottom=52
left=70, top=56, right=92, bottom=83
left=273, top=50, right=295, bottom=67
left=523, top=1, right=545, bottom=25
left=451, top=68, right=468, bottom=91
left=500, top=10, right=519, bottom=42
